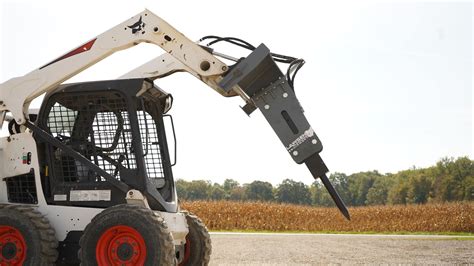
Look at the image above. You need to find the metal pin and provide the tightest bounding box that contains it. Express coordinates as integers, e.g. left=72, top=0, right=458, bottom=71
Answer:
left=212, top=51, right=239, bottom=62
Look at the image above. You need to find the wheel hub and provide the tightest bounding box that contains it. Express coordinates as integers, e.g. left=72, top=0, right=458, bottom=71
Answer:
left=2, top=242, right=17, bottom=260
left=116, top=242, right=133, bottom=261
left=96, top=225, right=147, bottom=265
left=0, top=226, right=27, bottom=265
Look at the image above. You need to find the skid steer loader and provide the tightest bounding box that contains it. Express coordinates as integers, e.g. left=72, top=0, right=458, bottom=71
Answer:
left=0, top=9, right=349, bottom=265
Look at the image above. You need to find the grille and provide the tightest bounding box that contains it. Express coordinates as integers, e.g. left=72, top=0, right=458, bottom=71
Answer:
left=5, top=171, right=38, bottom=204
left=138, top=110, right=165, bottom=180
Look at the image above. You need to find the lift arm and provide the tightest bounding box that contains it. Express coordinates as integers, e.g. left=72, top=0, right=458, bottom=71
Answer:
left=0, top=9, right=236, bottom=127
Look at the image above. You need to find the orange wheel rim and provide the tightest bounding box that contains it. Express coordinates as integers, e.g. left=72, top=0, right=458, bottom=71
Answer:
left=179, top=237, right=191, bottom=266
left=0, top=226, right=27, bottom=265
left=96, top=225, right=147, bottom=266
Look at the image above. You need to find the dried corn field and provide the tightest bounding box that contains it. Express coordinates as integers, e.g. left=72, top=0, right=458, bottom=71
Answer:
left=181, top=201, right=474, bottom=233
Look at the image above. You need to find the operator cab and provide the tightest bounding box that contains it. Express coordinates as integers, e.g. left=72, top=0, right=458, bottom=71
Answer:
left=35, top=78, right=177, bottom=211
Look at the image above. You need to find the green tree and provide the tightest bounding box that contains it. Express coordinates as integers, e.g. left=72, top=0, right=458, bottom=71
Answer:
left=186, top=180, right=211, bottom=200
left=310, top=180, right=336, bottom=206
left=223, top=179, right=239, bottom=192
left=176, top=179, right=189, bottom=200
left=245, top=181, right=274, bottom=202
left=366, top=176, right=391, bottom=205
left=176, top=156, right=473, bottom=205
left=229, top=186, right=246, bottom=201
left=388, top=181, right=409, bottom=205
left=450, top=157, right=474, bottom=200
left=348, top=171, right=380, bottom=206
left=463, top=175, right=474, bottom=201
left=329, top=172, right=352, bottom=205
left=275, top=179, right=311, bottom=205
left=407, top=173, right=432, bottom=204
left=431, top=157, right=473, bottom=202
left=209, top=183, right=226, bottom=200
left=223, top=179, right=240, bottom=200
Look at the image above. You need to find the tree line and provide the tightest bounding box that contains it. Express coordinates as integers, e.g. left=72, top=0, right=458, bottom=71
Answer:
left=176, top=157, right=473, bottom=206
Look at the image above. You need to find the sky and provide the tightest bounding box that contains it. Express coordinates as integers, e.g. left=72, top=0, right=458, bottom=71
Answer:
left=0, top=0, right=472, bottom=186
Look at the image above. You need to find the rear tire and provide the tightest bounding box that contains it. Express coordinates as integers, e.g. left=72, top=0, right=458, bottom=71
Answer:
left=0, top=204, right=58, bottom=266
left=179, top=212, right=211, bottom=266
left=78, top=204, right=175, bottom=266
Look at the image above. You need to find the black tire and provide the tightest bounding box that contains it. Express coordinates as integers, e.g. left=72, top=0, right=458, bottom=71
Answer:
left=0, top=204, right=58, bottom=265
left=79, top=204, right=176, bottom=266
left=179, top=212, right=211, bottom=266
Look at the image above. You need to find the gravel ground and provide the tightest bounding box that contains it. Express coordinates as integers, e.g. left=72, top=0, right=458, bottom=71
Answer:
left=209, top=233, right=474, bottom=265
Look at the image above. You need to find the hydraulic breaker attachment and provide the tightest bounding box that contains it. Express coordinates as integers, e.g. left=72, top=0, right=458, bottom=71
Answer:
left=220, top=44, right=350, bottom=220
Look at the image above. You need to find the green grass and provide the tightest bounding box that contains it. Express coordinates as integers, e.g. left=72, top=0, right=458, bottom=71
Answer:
left=443, top=237, right=474, bottom=241
left=210, top=229, right=474, bottom=237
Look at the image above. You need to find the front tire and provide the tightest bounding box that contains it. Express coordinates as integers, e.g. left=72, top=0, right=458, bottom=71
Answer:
left=79, top=204, right=175, bottom=266
left=0, top=205, right=58, bottom=266
left=179, top=212, right=211, bottom=266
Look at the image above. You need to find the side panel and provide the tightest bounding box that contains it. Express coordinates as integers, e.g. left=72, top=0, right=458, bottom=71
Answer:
left=0, top=132, right=46, bottom=205
left=159, top=211, right=188, bottom=245
left=38, top=205, right=103, bottom=241
left=37, top=205, right=187, bottom=243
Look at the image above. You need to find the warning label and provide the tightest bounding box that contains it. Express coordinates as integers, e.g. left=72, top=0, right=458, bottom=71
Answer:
left=70, top=190, right=111, bottom=201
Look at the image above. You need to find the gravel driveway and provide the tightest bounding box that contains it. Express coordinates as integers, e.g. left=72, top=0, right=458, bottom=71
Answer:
left=209, top=232, right=473, bottom=265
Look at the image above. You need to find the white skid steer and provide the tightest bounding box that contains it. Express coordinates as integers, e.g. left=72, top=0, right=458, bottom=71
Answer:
left=0, top=9, right=349, bottom=265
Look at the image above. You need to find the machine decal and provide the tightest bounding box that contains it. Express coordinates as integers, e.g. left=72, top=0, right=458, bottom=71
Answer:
left=70, top=190, right=111, bottom=201
left=21, top=152, right=32, bottom=165
left=53, top=194, right=67, bottom=201
left=286, top=127, right=315, bottom=152
left=127, top=16, right=146, bottom=34
left=39, top=38, right=97, bottom=69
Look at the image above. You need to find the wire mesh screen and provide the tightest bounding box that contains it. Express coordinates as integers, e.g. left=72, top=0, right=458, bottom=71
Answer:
left=46, top=92, right=137, bottom=183
left=45, top=90, right=168, bottom=187
left=47, top=103, right=81, bottom=182
left=90, top=110, right=136, bottom=181
left=47, top=105, right=77, bottom=138
left=5, top=171, right=38, bottom=204
left=138, top=110, right=165, bottom=186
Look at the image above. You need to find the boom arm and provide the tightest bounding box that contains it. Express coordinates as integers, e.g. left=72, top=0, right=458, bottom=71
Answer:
left=0, top=9, right=237, bottom=126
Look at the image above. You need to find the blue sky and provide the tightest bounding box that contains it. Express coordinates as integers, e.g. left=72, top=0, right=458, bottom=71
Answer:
left=1, top=1, right=472, bottom=185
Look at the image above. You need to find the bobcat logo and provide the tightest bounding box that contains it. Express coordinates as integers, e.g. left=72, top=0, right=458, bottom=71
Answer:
left=128, top=16, right=146, bottom=34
